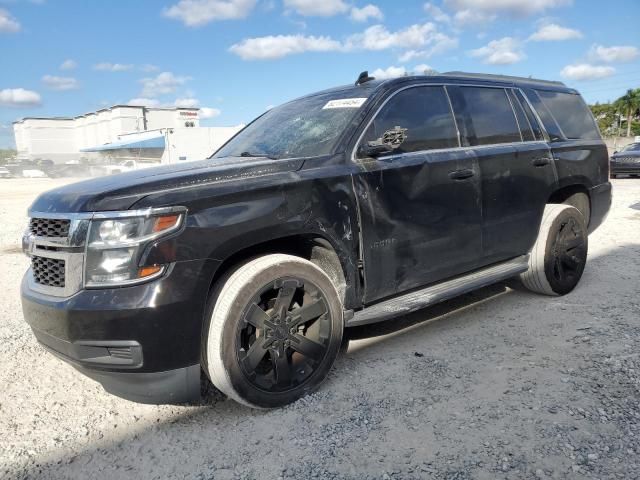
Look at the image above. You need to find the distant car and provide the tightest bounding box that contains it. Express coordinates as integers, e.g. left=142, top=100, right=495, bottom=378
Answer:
left=611, top=143, right=640, bottom=178
left=21, top=169, right=47, bottom=178
left=0, top=166, right=12, bottom=178
left=104, top=160, right=139, bottom=175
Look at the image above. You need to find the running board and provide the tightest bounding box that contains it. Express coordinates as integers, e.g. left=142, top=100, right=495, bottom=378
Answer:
left=347, top=255, right=529, bottom=327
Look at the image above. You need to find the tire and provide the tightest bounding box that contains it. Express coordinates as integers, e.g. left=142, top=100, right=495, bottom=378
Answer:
left=519, top=204, right=588, bottom=296
left=611, top=174, right=617, bottom=179
left=203, top=254, right=344, bottom=408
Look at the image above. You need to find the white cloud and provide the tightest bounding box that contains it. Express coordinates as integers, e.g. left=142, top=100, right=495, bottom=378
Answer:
left=230, top=22, right=456, bottom=61
left=560, top=63, right=615, bottom=80
left=589, top=44, right=640, bottom=63
left=0, top=88, right=42, bottom=107
left=345, top=23, right=457, bottom=54
left=140, top=64, right=160, bottom=72
left=42, top=75, right=79, bottom=91
left=174, top=97, right=200, bottom=108
left=284, top=0, right=348, bottom=17
left=94, top=62, right=134, bottom=72
left=128, top=98, right=161, bottom=107
left=397, top=34, right=458, bottom=62
left=445, top=0, right=571, bottom=17
left=140, top=71, right=191, bottom=97
left=372, top=64, right=435, bottom=79
left=528, top=23, right=582, bottom=41
left=453, top=9, right=496, bottom=26
left=59, top=59, right=77, bottom=70
left=470, top=37, right=525, bottom=64
left=350, top=4, right=383, bottom=22
left=200, top=107, right=221, bottom=118
left=371, top=66, right=407, bottom=79
left=229, top=34, right=341, bottom=60
left=424, top=3, right=450, bottom=23
left=0, top=8, right=20, bottom=33
left=163, top=0, right=256, bottom=26
left=413, top=63, right=434, bottom=74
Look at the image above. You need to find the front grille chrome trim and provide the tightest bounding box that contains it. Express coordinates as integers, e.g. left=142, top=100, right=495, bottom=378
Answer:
left=23, top=213, right=90, bottom=298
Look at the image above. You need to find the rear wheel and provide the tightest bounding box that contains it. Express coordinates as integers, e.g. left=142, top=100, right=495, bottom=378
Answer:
left=519, top=204, right=588, bottom=296
left=203, top=254, right=343, bottom=408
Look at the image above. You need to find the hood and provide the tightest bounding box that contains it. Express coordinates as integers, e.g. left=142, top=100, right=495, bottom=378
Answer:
left=29, top=156, right=305, bottom=214
left=612, top=150, right=640, bottom=158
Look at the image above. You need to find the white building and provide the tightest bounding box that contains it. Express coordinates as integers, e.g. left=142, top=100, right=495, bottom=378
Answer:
left=13, top=105, right=242, bottom=165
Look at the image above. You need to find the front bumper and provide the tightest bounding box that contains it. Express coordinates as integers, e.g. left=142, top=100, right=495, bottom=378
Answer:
left=610, top=163, right=640, bottom=175
left=21, top=258, right=218, bottom=404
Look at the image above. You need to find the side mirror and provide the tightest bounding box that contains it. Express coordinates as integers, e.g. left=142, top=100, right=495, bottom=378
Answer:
left=613, top=151, right=618, bottom=154
left=359, top=126, right=408, bottom=158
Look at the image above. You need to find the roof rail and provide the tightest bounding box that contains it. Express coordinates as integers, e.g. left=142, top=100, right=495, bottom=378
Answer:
left=443, top=71, right=566, bottom=87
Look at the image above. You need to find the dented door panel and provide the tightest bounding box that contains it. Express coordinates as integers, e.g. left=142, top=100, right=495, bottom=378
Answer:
left=354, top=149, right=482, bottom=303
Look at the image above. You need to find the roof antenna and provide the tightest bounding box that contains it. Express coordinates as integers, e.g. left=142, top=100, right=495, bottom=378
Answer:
left=355, top=71, right=375, bottom=86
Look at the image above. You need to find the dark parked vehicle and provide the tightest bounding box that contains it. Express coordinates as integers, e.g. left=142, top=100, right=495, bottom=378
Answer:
left=21, top=72, right=611, bottom=408
left=610, top=142, right=640, bottom=178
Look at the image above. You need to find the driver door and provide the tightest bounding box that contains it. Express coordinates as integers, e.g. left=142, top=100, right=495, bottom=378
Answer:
left=352, top=85, right=483, bottom=303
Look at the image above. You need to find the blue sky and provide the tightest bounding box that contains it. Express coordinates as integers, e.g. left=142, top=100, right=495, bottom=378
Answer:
left=1, top=0, right=639, bottom=148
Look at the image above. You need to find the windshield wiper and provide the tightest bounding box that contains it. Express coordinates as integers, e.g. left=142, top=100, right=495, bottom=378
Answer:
left=239, top=151, right=279, bottom=160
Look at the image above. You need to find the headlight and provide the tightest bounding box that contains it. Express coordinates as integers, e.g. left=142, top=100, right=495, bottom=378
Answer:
left=84, top=207, right=185, bottom=287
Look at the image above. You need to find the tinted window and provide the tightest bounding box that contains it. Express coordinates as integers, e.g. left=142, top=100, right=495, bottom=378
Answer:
left=507, top=90, right=534, bottom=141
left=515, top=90, right=544, bottom=140
left=535, top=90, right=601, bottom=140
left=524, top=89, right=563, bottom=141
left=460, top=87, right=521, bottom=145
left=360, top=86, right=458, bottom=155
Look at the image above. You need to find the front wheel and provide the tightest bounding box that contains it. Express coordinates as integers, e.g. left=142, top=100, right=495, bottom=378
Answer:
left=519, top=204, right=588, bottom=296
left=203, top=254, right=344, bottom=408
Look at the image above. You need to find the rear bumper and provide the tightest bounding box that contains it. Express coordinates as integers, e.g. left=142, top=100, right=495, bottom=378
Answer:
left=588, top=182, right=612, bottom=234
left=21, top=258, right=218, bottom=404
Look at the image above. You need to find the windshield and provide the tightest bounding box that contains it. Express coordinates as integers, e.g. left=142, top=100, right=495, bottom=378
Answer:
left=213, top=92, right=368, bottom=160
left=621, top=143, right=640, bottom=152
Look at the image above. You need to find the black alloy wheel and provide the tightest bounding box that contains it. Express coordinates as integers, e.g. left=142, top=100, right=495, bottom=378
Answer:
left=545, top=214, right=588, bottom=295
left=236, top=278, right=332, bottom=393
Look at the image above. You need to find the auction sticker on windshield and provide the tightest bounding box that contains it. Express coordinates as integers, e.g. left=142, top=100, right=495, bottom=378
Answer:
left=322, top=98, right=367, bottom=109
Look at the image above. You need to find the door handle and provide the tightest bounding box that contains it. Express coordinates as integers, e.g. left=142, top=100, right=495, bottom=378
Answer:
left=448, top=169, right=475, bottom=180
left=532, top=157, right=552, bottom=167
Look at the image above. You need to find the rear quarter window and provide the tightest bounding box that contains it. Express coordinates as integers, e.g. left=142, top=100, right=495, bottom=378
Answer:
left=535, top=90, right=601, bottom=141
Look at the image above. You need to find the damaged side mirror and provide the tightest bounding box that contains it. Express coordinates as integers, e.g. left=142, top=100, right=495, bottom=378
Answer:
left=359, top=126, right=408, bottom=158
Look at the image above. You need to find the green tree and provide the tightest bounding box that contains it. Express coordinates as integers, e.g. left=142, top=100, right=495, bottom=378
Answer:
left=590, top=102, right=617, bottom=135
left=614, top=88, right=640, bottom=137
left=0, top=149, right=17, bottom=165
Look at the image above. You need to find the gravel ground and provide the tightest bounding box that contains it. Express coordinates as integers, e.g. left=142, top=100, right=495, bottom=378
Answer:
left=1, top=177, right=639, bottom=480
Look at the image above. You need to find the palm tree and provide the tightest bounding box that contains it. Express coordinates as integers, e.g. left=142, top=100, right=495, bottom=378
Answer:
left=615, top=88, right=640, bottom=137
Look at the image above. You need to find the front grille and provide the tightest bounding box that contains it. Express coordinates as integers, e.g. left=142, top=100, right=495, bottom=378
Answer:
left=29, top=218, right=70, bottom=238
left=614, top=156, right=640, bottom=164
left=31, top=256, right=66, bottom=287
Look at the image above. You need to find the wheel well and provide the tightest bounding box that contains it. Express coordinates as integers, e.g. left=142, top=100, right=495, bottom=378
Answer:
left=548, top=185, right=591, bottom=224
left=207, top=235, right=347, bottom=303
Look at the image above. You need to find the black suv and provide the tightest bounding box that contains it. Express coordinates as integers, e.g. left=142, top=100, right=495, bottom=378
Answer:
left=21, top=72, right=611, bottom=408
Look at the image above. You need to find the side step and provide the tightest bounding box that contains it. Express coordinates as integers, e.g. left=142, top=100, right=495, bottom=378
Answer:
left=347, top=255, right=529, bottom=327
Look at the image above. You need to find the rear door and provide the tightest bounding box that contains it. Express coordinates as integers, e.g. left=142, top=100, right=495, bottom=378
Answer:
left=524, top=88, right=609, bottom=189
left=353, top=85, right=482, bottom=303
left=450, top=85, right=556, bottom=264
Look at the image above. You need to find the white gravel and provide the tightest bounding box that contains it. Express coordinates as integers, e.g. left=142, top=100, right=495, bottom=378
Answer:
left=1, top=177, right=639, bottom=480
